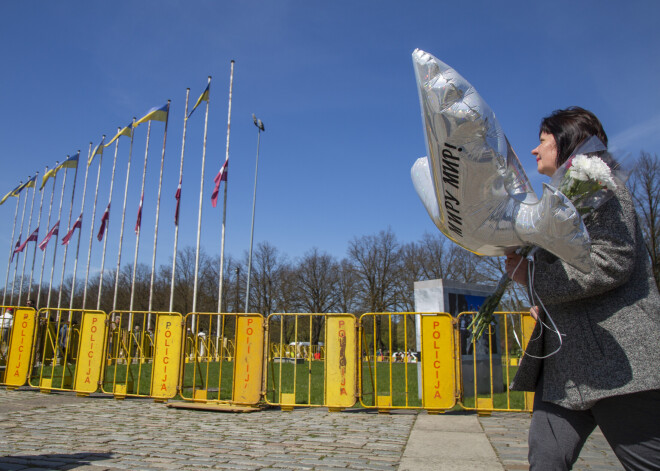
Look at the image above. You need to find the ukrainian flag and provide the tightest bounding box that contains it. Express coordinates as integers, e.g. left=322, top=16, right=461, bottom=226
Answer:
left=0, top=182, right=22, bottom=205
left=41, top=167, right=57, bottom=190
left=135, top=103, right=169, bottom=127
left=105, top=122, right=134, bottom=147
left=24, top=175, right=37, bottom=189
left=40, top=152, right=79, bottom=189
left=88, top=137, right=105, bottom=166
left=187, top=84, right=210, bottom=119
left=59, top=152, right=80, bottom=169
left=0, top=174, right=37, bottom=204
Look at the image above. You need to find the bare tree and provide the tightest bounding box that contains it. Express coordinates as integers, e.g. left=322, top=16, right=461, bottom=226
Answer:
left=630, top=151, right=660, bottom=290
left=336, top=259, right=359, bottom=314
left=395, top=241, right=424, bottom=312
left=348, top=228, right=401, bottom=313
left=247, top=242, right=283, bottom=317
left=417, top=232, right=451, bottom=280
left=295, top=248, right=339, bottom=345
left=170, top=247, right=197, bottom=315
left=274, top=262, right=298, bottom=344
left=348, top=228, right=400, bottom=350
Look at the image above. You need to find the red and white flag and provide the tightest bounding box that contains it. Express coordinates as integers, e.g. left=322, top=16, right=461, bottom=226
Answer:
left=11, top=238, right=20, bottom=262
left=174, top=178, right=182, bottom=226
left=211, top=158, right=228, bottom=208
left=135, top=194, right=144, bottom=233
left=15, top=227, right=39, bottom=253
left=39, top=221, right=60, bottom=251
left=97, top=203, right=110, bottom=241
left=61, top=213, right=83, bottom=245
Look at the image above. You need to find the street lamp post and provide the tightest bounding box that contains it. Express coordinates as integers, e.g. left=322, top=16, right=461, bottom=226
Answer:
left=245, top=114, right=264, bottom=313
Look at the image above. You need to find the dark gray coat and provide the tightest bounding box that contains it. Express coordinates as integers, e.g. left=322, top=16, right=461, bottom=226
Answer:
left=510, top=185, right=660, bottom=410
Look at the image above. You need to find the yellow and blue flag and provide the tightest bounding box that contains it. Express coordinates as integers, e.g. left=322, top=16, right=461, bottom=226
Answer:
left=22, top=175, right=37, bottom=190
left=187, top=84, right=210, bottom=119
left=88, top=137, right=105, bottom=166
left=135, top=103, right=169, bottom=127
left=0, top=182, right=23, bottom=205
left=59, top=151, right=80, bottom=169
left=105, top=123, right=134, bottom=148
left=40, top=152, right=80, bottom=189
left=1, top=174, right=37, bottom=205
left=41, top=167, right=57, bottom=190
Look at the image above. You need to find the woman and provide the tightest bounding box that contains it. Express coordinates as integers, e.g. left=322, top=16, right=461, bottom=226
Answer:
left=505, top=107, right=660, bottom=470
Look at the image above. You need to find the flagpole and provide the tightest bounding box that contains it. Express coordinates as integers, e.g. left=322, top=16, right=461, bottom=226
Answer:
left=147, top=101, right=170, bottom=327
left=68, top=144, right=92, bottom=312
left=57, top=158, right=80, bottom=314
left=113, top=120, right=136, bottom=312
left=192, top=76, right=212, bottom=325
left=217, top=61, right=234, bottom=342
left=28, top=173, right=47, bottom=305
left=245, top=116, right=265, bottom=313
left=83, top=136, right=105, bottom=310
left=46, top=167, right=67, bottom=309
left=129, top=121, right=152, bottom=315
left=98, top=133, right=119, bottom=310
left=2, top=182, right=21, bottom=306
left=37, top=166, right=57, bottom=309
left=10, top=181, right=30, bottom=306
left=170, top=89, right=190, bottom=313
left=57, top=154, right=80, bottom=313
left=18, top=174, right=38, bottom=304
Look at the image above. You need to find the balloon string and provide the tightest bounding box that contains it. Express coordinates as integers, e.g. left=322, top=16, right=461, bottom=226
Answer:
left=523, top=250, right=564, bottom=359
left=506, top=248, right=564, bottom=359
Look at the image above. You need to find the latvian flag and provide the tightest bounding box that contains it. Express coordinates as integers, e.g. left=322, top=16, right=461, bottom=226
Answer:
left=97, top=204, right=110, bottom=242
left=39, top=221, right=60, bottom=251
left=61, top=214, right=83, bottom=246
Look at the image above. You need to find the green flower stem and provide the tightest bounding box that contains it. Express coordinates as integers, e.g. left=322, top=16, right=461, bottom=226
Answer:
left=469, top=246, right=532, bottom=340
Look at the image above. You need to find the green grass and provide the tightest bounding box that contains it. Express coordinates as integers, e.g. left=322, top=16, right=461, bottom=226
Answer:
left=266, top=361, right=326, bottom=405
left=27, top=356, right=529, bottom=411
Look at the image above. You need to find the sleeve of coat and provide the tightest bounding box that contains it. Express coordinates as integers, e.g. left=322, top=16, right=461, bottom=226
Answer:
left=531, top=187, right=638, bottom=305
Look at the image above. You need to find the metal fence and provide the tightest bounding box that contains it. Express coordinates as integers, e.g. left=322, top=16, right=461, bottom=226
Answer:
left=179, top=312, right=264, bottom=406
left=1, top=305, right=36, bottom=388
left=264, top=313, right=357, bottom=411
left=1, top=304, right=536, bottom=414
left=358, top=312, right=457, bottom=412
left=456, top=311, right=535, bottom=414
left=102, top=310, right=182, bottom=400
left=28, top=308, right=107, bottom=395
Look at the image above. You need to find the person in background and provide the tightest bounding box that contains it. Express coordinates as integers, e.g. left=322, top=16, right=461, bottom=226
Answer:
left=0, top=308, right=13, bottom=344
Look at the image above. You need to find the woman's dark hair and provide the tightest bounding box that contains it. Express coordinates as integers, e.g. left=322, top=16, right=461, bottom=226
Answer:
left=539, top=106, right=608, bottom=167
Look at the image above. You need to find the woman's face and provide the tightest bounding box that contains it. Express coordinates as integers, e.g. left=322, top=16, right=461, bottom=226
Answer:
left=532, top=132, right=559, bottom=177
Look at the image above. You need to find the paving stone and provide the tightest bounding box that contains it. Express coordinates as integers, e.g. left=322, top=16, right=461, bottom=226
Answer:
left=0, top=388, right=625, bottom=470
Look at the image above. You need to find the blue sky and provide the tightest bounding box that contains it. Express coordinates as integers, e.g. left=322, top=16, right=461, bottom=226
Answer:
left=1, top=1, right=659, bottom=289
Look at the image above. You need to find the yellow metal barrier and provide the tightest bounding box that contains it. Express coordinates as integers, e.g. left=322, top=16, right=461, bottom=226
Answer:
left=179, top=313, right=263, bottom=406
left=28, top=308, right=107, bottom=395
left=150, top=313, right=184, bottom=401
left=457, top=311, right=535, bottom=414
left=359, top=312, right=456, bottom=412
left=1, top=305, right=36, bottom=388
left=102, top=311, right=182, bottom=400
left=1, top=307, right=537, bottom=416
left=265, top=313, right=357, bottom=411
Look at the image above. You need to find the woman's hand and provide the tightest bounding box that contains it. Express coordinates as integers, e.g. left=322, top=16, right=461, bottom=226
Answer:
left=505, top=252, right=528, bottom=285
left=530, top=306, right=539, bottom=320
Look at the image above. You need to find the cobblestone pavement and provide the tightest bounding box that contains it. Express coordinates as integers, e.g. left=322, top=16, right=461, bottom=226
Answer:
left=0, top=388, right=416, bottom=470
left=0, top=388, right=624, bottom=470
left=479, top=413, right=623, bottom=471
